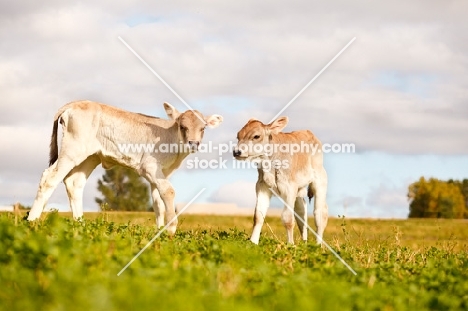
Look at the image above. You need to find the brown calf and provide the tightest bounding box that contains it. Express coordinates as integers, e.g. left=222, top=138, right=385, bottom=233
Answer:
left=233, top=117, right=328, bottom=244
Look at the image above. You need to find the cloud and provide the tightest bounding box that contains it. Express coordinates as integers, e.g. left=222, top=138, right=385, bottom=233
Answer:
left=2, top=2, right=467, bottom=154
left=343, top=196, right=363, bottom=208
left=208, top=180, right=257, bottom=208
left=364, top=183, right=409, bottom=218
left=366, top=184, right=407, bottom=208
left=0, top=126, right=50, bottom=179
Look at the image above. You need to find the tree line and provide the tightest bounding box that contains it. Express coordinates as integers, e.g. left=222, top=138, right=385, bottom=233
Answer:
left=408, top=177, right=468, bottom=219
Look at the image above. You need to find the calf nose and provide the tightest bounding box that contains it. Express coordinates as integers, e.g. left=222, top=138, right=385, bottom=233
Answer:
left=188, top=141, right=200, bottom=150
left=233, top=149, right=242, bottom=157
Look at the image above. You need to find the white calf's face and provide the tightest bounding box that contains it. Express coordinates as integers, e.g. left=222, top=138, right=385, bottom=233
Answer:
left=178, top=110, right=207, bottom=152
left=164, top=102, right=223, bottom=153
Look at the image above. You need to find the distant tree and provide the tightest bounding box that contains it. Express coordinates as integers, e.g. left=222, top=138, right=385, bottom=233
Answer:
left=14, top=203, right=31, bottom=210
left=438, top=182, right=465, bottom=218
left=463, top=179, right=468, bottom=218
left=408, top=177, right=430, bottom=218
left=95, top=166, right=151, bottom=211
left=408, top=177, right=466, bottom=219
left=448, top=178, right=468, bottom=218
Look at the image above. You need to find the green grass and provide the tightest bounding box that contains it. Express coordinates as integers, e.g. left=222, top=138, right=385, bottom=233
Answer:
left=1, top=211, right=467, bottom=310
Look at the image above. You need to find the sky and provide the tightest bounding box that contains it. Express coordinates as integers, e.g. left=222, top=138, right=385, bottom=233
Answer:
left=0, top=1, right=467, bottom=218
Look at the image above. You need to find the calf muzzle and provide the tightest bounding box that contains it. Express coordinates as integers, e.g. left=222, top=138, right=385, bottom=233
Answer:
left=233, top=149, right=242, bottom=158
left=188, top=140, right=200, bottom=152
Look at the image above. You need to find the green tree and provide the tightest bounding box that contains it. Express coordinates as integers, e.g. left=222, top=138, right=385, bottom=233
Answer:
left=95, top=166, right=151, bottom=211
left=408, top=177, right=430, bottom=218
left=408, top=177, right=466, bottom=219
left=438, top=182, right=465, bottom=218
left=448, top=178, right=468, bottom=218
left=462, top=179, right=468, bottom=218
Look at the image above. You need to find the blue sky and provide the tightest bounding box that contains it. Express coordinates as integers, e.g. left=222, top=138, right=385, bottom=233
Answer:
left=0, top=1, right=467, bottom=218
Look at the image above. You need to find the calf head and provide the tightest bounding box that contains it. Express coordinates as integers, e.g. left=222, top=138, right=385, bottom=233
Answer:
left=164, top=103, right=223, bottom=153
left=233, top=116, right=288, bottom=159
left=164, top=102, right=223, bottom=152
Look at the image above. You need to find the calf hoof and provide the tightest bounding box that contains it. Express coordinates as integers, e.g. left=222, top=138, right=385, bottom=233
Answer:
left=249, top=237, right=260, bottom=245
left=27, top=213, right=40, bottom=221
left=166, top=224, right=177, bottom=236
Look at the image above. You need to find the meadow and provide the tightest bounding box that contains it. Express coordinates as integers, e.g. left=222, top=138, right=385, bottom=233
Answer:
left=0, top=211, right=467, bottom=310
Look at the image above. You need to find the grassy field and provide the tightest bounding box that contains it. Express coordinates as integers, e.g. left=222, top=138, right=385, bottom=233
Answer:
left=1, top=211, right=467, bottom=310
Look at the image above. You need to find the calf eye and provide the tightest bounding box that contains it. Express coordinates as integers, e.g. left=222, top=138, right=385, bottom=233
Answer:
left=253, top=135, right=260, bottom=139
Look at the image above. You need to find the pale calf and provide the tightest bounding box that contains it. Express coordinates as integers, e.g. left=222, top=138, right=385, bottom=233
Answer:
left=233, top=117, right=328, bottom=244
left=28, top=100, right=223, bottom=235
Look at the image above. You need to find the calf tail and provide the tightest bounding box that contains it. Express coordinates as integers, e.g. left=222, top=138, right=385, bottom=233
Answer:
left=49, top=118, right=59, bottom=166
left=49, top=107, right=68, bottom=166
left=307, top=183, right=314, bottom=203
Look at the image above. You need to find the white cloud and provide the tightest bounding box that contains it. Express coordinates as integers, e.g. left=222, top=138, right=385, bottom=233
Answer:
left=364, top=183, right=409, bottom=218
left=366, top=184, right=407, bottom=209
left=0, top=126, right=50, bottom=179
left=209, top=180, right=257, bottom=208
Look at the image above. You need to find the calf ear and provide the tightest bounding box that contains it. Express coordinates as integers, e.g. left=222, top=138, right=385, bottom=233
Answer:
left=163, top=102, right=180, bottom=120
left=205, top=114, right=223, bottom=128
left=268, top=116, right=288, bottom=134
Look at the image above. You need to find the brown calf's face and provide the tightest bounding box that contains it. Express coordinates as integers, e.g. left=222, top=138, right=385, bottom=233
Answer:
left=233, top=117, right=288, bottom=160
left=164, top=102, right=223, bottom=152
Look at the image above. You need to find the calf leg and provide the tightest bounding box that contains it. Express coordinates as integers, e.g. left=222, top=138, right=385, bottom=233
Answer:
left=250, top=182, right=272, bottom=244
left=154, top=179, right=177, bottom=235
left=313, top=170, right=329, bottom=244
left=151, top=185, right=165, bottom=228
left=140, top=160, right=178, bottom=235
left=294, top=197, right=308, bottom=241
left=281, top=196, right=296, bottom=244
left=28, top=155, right=88, bottom=220
left=63, top=155, right=100, bottom=219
